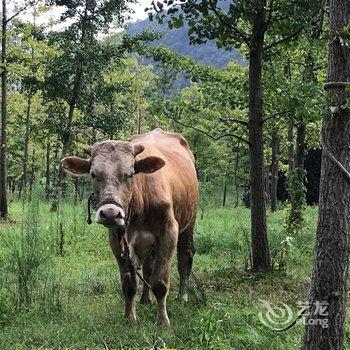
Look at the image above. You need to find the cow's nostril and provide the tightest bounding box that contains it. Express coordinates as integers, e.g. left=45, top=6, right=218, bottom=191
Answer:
left=98, top=206, right=123, bottom=225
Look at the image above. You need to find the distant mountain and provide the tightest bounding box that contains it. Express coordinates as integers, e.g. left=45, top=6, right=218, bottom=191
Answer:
left=127, top=18, right=244, bottom=68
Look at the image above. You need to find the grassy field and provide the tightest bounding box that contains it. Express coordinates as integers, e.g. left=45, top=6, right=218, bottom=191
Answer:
left=0, top=192, right=348, bottom=349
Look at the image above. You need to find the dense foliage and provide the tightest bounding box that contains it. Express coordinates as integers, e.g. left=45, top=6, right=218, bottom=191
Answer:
left=2, top=0, right=327, bottom=213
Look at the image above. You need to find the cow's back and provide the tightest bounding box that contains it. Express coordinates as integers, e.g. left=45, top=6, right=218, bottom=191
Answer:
left=130, top=129, right=198, bottom=232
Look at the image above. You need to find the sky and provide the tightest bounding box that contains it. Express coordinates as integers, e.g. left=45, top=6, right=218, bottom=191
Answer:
left=11, top=0, right=152, bottom=30
left=129, top=0, right=152, bottom=21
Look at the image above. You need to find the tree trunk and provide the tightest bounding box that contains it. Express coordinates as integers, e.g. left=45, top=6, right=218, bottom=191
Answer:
left=303, top=0, right=350, bottom=347
left=29, top=149, right=35, bottom=200
left=248, top=1, right=270, bottom=270
left=51, top=56, right=83, bottom=211
left=19, top=92, right=32, bottom=199
left=222, top=180, right=227, bottom=207
left=50, top=143, right=59, bottom=211
left=233, top=143, right=241, bottom=207
left=294, top=122, right=306, bottom=169
left=288, top=125, right=294, bottom=173
left=137, top=108, right=142, bottom=134
left=284, top=62, right=295, bottom=175
left=57, top=70, right=82, bottom=190
left=92, top=127, right=97, bottom=144
left=288, top=55, right=311, bottom=231
left=0, top=0, right=8, bottom=219
left=45, top=141, right=51, bottom=202
left=264, top=165, right=270, bottom=207
left=52, top=9, right=87, bottom=210
left=270, top=127, right=279, bottom=212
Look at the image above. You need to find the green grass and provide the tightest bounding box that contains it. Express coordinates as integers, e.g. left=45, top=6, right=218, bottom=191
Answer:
left=0, top=198, right=347, bottom=349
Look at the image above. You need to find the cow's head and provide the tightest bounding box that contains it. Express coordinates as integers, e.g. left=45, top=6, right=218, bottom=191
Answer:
left=61, top=141, right=165, bottom=230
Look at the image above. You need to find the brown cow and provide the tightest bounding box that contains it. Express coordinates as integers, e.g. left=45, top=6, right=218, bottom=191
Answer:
left=61, top=128, right=198, bottom=325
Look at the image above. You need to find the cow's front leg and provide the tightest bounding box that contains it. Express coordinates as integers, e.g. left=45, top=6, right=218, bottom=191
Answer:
left=108, top=230, right=137, bottom=322
left=141, top=252, right=154, bottom=304
left=151, top=220, right=178, bottom=326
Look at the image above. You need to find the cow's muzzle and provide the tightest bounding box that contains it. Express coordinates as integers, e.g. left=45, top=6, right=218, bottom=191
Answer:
left=95, top=197, right=126, bottom=230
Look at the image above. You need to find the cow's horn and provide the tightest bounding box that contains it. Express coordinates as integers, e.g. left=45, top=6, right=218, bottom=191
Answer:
left=133, top=144, right=145, bottom=156
left=84, top=146, right=93, bottom=155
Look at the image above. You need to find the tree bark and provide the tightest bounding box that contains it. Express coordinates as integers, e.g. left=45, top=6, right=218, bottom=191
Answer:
left=288, top=54, right=312, bottom=229
left=45, top=141, right=50, bottom=202
left=51, top=13, right=87, bottom=211
left=233, top=142, right=241, bottom=207
left=0, top=0, right=8, bottom=219
left=91, top=127, right=97, bottom=144
left=29, top=149, right=35, bottom=200
left=137, top=108, right=142, bottom=134
left=270, top=127, right=279, bottom=212
left=19, top=92, right=32, bottom=199
left=303, top=0, right=350, bottom=347
left=288, top=125, right=295, bottom=173
left=56, top=68, right=83, bottom=192
left=248, top=0, right=270, bottom=270
left=222, top=180, right=227, bottom=207
left=284, top=62, right=295, bottom=174
left=294, top=122, right=306, bottom=169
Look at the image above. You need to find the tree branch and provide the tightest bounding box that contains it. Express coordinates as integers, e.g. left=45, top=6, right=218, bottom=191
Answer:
left=321, top=128, right=350, bottom=184
left=6, top=0, right=38, bottom=24
left=209, top=4, right=252, bottom=49
left=163, top=110, right=251, bottom=146
left=264, top=26, right=304, bottom=51
left=261, top=110, right=292, bottom=124
left=264, top=7, right=321, bottom=51
left=265, top=0, right=275, bottom=30
left=219, top=116, right=248, bottom=127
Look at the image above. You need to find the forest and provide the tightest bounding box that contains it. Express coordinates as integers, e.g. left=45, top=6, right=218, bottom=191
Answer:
left=0, top=0, right=349, bottom=349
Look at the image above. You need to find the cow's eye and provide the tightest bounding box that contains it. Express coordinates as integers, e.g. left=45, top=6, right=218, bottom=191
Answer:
left=90, top=172, right=96, bottom=179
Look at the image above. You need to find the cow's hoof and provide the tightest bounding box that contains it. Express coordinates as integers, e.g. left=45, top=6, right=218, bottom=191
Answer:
left=125, top=313, right=137, bottom=323
left=156, top=314, right=170, bottom=327
left=125, top=315, right=137, bottom=324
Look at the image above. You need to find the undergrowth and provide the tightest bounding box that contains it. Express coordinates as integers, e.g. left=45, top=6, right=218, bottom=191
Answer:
left=0, top=190, right=346, bottom=350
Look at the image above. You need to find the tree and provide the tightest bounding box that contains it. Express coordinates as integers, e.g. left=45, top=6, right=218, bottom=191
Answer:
left=0, top=0, right=38, bottom=219
left=150, top=0, right=320, bottom=269
left=285, top=27, right=326, bottom=234
left=303, top=0, right=350, bottom=347
left=82, top=56, right=155, bottom=139
left=44, top=0, right=130, bottom=208
left=0, top=0, right=9, bottom=219
left=270, top=127, right=279, bottom=212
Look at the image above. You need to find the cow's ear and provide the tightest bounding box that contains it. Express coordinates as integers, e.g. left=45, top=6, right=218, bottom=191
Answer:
left=134, top=156, right=165, bottom=174
left=61, top=156, right=90, bottom=175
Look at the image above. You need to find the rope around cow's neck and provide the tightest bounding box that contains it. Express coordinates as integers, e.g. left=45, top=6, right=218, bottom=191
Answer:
left=87, top=193, right=95, bottom=225
left=85, top=194, right=151, bottom=289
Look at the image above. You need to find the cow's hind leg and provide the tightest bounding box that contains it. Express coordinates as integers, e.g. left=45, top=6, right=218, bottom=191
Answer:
left=109, top=230, right=137, bottom=322
left=151, top=219, right=178, bottom=326
left=140, top=251, right=154, bottom=304
left=177, top=221, right=195, bottom=302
